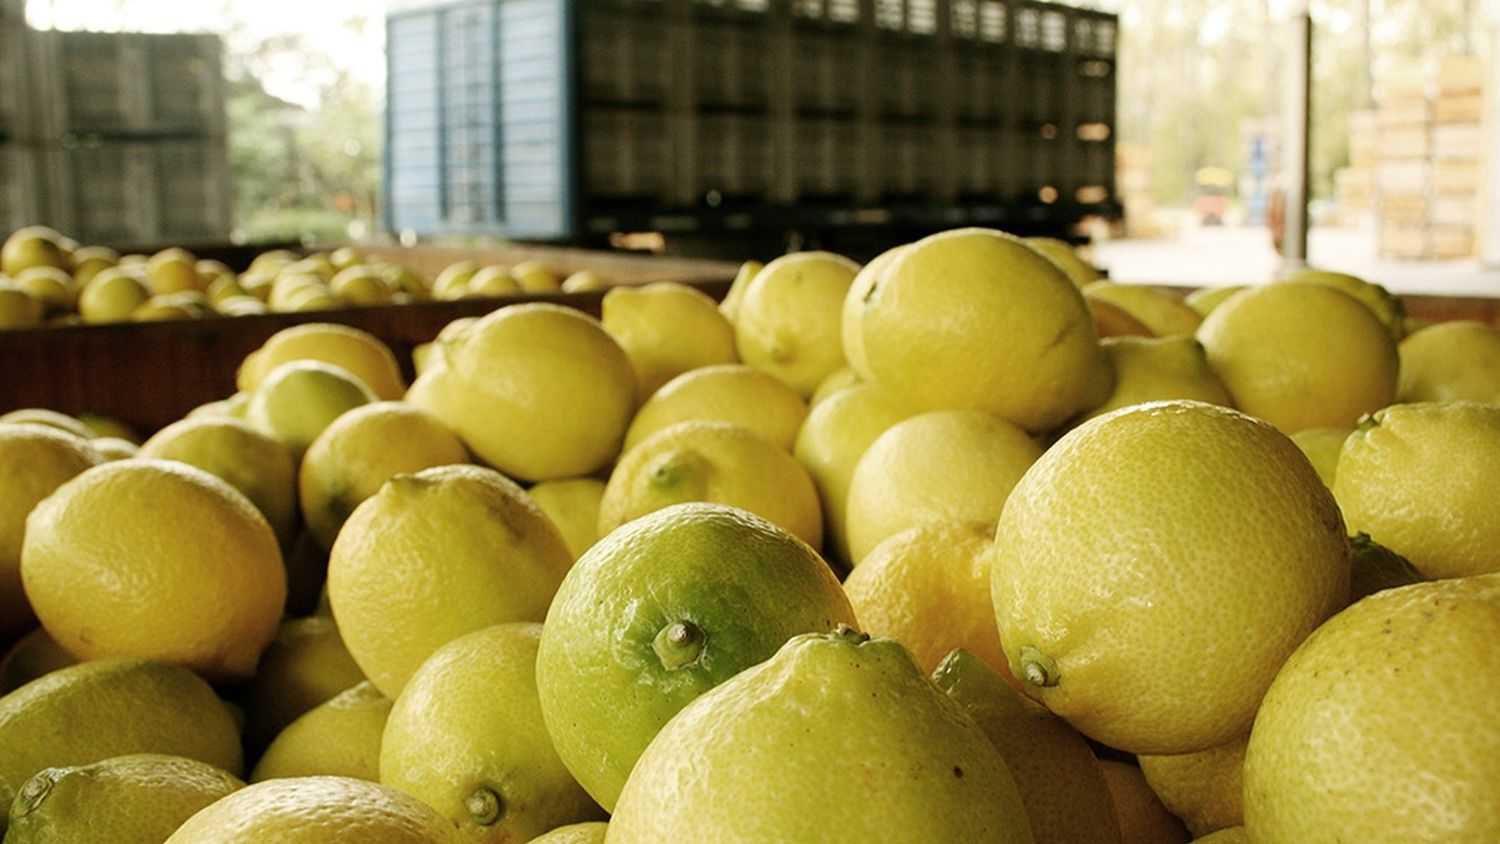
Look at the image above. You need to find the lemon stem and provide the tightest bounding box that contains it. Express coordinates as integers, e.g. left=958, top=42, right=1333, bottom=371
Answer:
left=465, top=787, right=503, bottom=826
left=14, top=771, right=54, bottom=819
left=1020, top=646, right=1060, bottom=688
left=653, top=621, right=707, bottom=671
left=832, top=622, right=870, bottom=644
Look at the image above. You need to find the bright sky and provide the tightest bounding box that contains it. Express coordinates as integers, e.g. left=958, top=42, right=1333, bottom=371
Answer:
left=23, top=0, right=385, bottom=107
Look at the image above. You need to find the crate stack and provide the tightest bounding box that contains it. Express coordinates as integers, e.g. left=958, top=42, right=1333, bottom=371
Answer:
left=1334, top=110, right=1377, bottom=227
left=0, top=12, right=42, bottom=234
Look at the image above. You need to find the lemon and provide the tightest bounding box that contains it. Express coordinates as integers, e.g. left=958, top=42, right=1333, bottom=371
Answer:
left=247, top=361, right=378, bottom=459
left=1184, top=285, right=1248, bottom=317
left=76, top=413, right=138, bottom=443
left=622, top=363, right=808, bottom=452
left=1025, top=237, right=1103, bottom=286
left=412, top=316, right=478, bottom=375
left=144, top=249, right=201, bottom=295
left=933, top=649, right=1122, bottom=844
left=1139, top=736, right=1247, bottom=837
left=792, top=382, right=914, bottom=566
left=0, top=658, right=243, bottom=831
left=0, top=425, right=101, bottom=644
left=530, top=821, right=607, bottom=843
left=598, top=420, right=823, bottom=548
left=732, top=252, right=857, bottom=395
left=808, top=365, right=860, bottom=406
left=330, top=266, right=394, bottom=305
left=267, top=275, right=327, bottom=311
left=0, top=285, right=42, bottom=329
left=1197, top=282, right=1398, bottom=434
left=560, top=270, right=607, bottom=293
left=845, top=410, right=1041, bottom=563
left=238, top=323, right=408, bottom=401
left=1190, top=828, right=1248, bottom=843
left=607, top=629, right=1033, bottom=842
left=1279, top=268, right=1405, bottom=339
left=716, top=259, right=763, bottom=321
left=20, top=460, right=286, bottom=683
left=0, top=228, right=71, bottom=278
left=0, top=409, right=90, bottom=439
left=251, top=682, right=391, bottom=782
left=13, top=268, right=76, bottom=317
left=0, top=629, right=75, bottom=695
left=240, top=616, right=367, bottom=756
left=299, top=402, right=469, bottom=551
left=432, top=261, right=479, bottom=300
left=527, top=478, right=607, bottom=560
left=1243, top=576, right=1500, bottom=842
left=843, top=523, right=1007, bottom=674
left=535, top=503, right=855, bottom=810
left=850, top=228, right=1107, bottom=432
left=77, top=268, right=150, bottom=323
left=4, top=753, right=242, bottom=844
left=1083, top=282, right=1203, bottom=337
left=1087, top=297, right=1155, bottom=339
left=992, top=401, right=1349, bottom=754
left=165, top=776, right=462, bottom=843
left=139, top=416, right=299, bottom=548
left=381, top=623, right=604, bottom=841
left=1347, top=532, right=1424, bottom=602
left=328, top=464, right=572, bottom=697
left=407, top=303, right=635, bottom=482
left=1396, top=320, right=1500, bottom=403
left=511, top=261, right=560, bottom=293
left=69, top=246, right=117, bottom=287
left=1099, top=761, right=1191, bottom=844
left=1288, top=427, right=1351, bottom=489
left=468, top=265, right=520, bottom=297
left=1334, top=402, right=1500, bottom=579
left=602, top=282, right=739, bottom=402
left=1079, top=336, right=1234, bottom=423
left=840, top=245, right=907, bottom=380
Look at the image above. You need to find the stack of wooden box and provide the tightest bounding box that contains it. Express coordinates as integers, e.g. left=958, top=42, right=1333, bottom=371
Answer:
left=1375, top=69, right=1433, bottom=259
left=1428, top=57, right=1486, bottom=259
left=1335, top=110, right=1378, bottom=226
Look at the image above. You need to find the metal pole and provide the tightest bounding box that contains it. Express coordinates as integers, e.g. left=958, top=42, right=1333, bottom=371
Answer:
left=1281, top=5, right=1313, bottom=271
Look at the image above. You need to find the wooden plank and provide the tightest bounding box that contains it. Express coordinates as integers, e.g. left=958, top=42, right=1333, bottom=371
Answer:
left=1434, top=93, right=1484, bottom=124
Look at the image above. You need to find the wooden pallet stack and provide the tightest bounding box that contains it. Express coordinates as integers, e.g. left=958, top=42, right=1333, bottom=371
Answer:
left=1335, top=110, right=1378, bottom=226
left=1429, top=57, right=1486, bottom=259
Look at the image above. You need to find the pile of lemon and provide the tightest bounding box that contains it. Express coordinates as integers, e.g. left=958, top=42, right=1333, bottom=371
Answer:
left=3, top=227, right=1499, bottom=843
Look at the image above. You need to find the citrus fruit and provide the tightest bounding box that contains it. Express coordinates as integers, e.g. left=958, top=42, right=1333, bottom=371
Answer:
left=1243, top=576, right=1500, bottom=842
left=808, top=365, right=861, bottom=406
left=1139, top=736, right=1247, bottom=837
left=733, top=251, right=858, bottom=395
left=1333, top=402, right=1500, bottom=579
left=78, top=269, right=150, bottom=323
left=0, top=410, right=90, bottom=439
left=848, top=228, right=1107, bottom=432
left=602, top=282, right=739, bottom=402
left=144, top=248, right=200, bottom=295
left=1184, top=285, right=1247, bottom=317
left=1190, top=828, right=1248, bottom=843
left=21, top=460, right=286, bottom=683
left=1025, top=236, right=1103, bottom=286
left=535, top=503, right=855, bottom=810
left=406, top=303, right=635, bottom=482
left=1098, top=761, right=1191, bottom=844
left=1197, top=282, right=1398, bottom=433
left=165, top=776, right=461, bottom=843
left=237, top=323, right=407, bottom=401
left=88, top=437, right=138, bottom=461
left=1078, top=336, right=1234, bottom=423
left=468, top=265, right=520, bottom=297
left=299, top=402, right=469, bottom=551
left=716, top=259, right=763, bottom=321
left=381, top=623, right=604, bottom=841
left=0, top=285, right=42, bottom=329
left=841, top=244, right=908, bottom=379
left=327, top=464, right=572, bottom=697
left=0, top=658, right=243, bottom=831
left=529, top=821, right=607, bottom=843
left=607, top=628, right=1032, bottom=842
left=560, top=270, right=607, bottom=293
left=240, top=616, right=367, bottom=756
left=251, top=682, right=391, bottom=783
left=0, top=228, right=70, bottom=278
left=4, top=753, right=242, bottom=844
left=992, top=401, right=1349, bottom=754
left=69, top=246, right=117, bottom=287
left=622, top=363, right=808, bottom=453
left=431, top=261, right=479, bottom=300
left=1396, top=320, right=1500, bottom=404
left=75, top=413, right=138, bottom=443
left=1083, top=282, right=1203, bottom=337
left=1288, top=427, right=1351, bottom=489
left=0, top=629, right=76, bottom=695
left=598, top=420, right=823, bottom=548
left=247, top=361, right=378, bottom=459
left=13, top=267, right=76, bottom=317
left=1087, top=297, right=1155, bottom=339
left=845, top=410, right=1041, bottom=563
left=526, top=478, right=607, bottom=561
left=1279, top=268, right=1405, bottom=339
left=329, top=266, right=393, bottom=305
left=511, top=261, right=560, bottom=293
left=1347, top=532, right=1424, bottom=603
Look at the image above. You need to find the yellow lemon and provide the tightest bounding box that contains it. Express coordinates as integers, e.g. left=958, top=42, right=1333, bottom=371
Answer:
left=83, top=437, right=136, bottom=461
left=0, top=285, right=42, bottom=329
left=327, top=465, right=572, bottom=697
left=1197, top=282, right=1398, bottom=434
left=934, top=649, right=1122, bottom=844
left=841, top=244, right=908, bottom=380
left=0, top=410, right=90, bottom=440
left=527, top=478, right=607, bottom=560
left=992, top=401, right=1348, bottom=754
left=431, top=261, right=479, bottom=300
left=623, top=363, right=808, bottom=453
left=1396, top=320, right=1500, bottom=404
left=412, top=316, right=478, bottom=375
left=1025, top=236, right=1104, bottom=286
left=69, top=246, right=117, bottom=287
left=267, top=274, right=327, bottom=311
left=4, top=753, right=242, bottom=844
left=0, top=228, right=71, bottom=278
left=75, top=413, right=138, bottom=443
left=165, top=776, right=462, bottom=843
left=77, top=268, right=149, bottom=324
left=1185, top=285, right=1248, bottom=318
left=247, top=361, right=378, bottom=459
left=602, top=282, right=739, bottom=402
left=530, top=822, right=607, bottom=843
left=381, top=623, right=605, bottom=841
left=237, top=323, right=407, bottom=401
left=1139, top=736, right=1248, bottom=838
left=1087, top=297, right=1155, bottom=339
left=144, top=248, right=201, bottom=295
left=598, top=420, right=823, bottom=548
left=299, top=402, right=469, bottom=551
left=329, top=266, right=394, bottom=305
left=251, top=682, right=392, bottom=783
left=240, top=616, right=368, bottom=757
left=1288, top=427, right=1351, bottom=489
left=1243, top=576, right=1500, bottom=843
left=1190, top=828, right=1248, bottom=843
left=1334, top=401, right=1500, bottom=579
left=13, top=267, right=76, bottom=317
left=468, top=265, right=520, bottom=297
left=733, top=251, right=858, bottom=395
left=1099, top=761, right=1191, bottom=844
left=845, top=409, right=1042, bottom=564
left=716, top=259, right=763, bottom=321
left=511, top=261, right=560, bottom=293
left=808, top=365, right=861, bottom=406
left=0, top=629, right=76, bottom=695
left=408, top=303, right=634, bottom=482
left=1083, top=281, right=1203, bottom=337
left=1279, top=268, right=1405, bottom=339
left=0, top=425, right=101, bottom=644
left=1079, top=336, right=1235, bottom=423
left=850, top=228, right=1107, bottom=432
left=561, top=270, right=608, bottom=293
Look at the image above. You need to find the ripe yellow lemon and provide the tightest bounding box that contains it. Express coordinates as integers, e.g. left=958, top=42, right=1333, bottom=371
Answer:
left=933, top=648, right=1122, bottom=844
left=526, top=478, right=606, bottom=561
left=431, top=261, right=479, bottom=300
left=1190, top=828, right=1248, bottom=843
left=4, top=753, right=242, bottom=844
left=13, top=267, right=77, bottom=317
left=329, top=266, right=393, bottom=305
left=1099, top=761, right=1191, bottom=844
left=1243, top=576, right=1500, bottom=842
left=1078, top=336, right=1235, bottom=423
left=535, top=503, right=855, bottom=810
left=69, top=246, right=117, bottom=287
left=407, top=303, right=635, bottom=482
left=78, top=269, right=149, bottom=324
left=1334, top=401, right=1500, bottom=579
left=165, top=776, right=462, bottom=843
left=240, top=615, right=368, bottom=756
left=992, top=401, right=1349, bottom=754
left=1396, top=320, right=1500, bottom=404
left=0, top=425, right=101, bottom=644
left=0, top=658, right=244, bottom=831
left=298, top=402, right=469, bottom=551
left=622, top=363, right=808, bottom=453
left=468, top=265, right=520, bottom=297
left=1025, top=236, right=1103, bottom=286
left=247, top=361, right=378, bottom=459
left=381, top=623, right=604, bottom=842
left=716, top=260, right=763, bottom=321
left=808, top=365, right=861, bottom=406
left=237, top=323, right=407, bottom=401
left=560, top=270, right=607, bottom=293
left=733, top=252, right=858, bottom=396
left=511, top=261, right=560, bottom=293
left=598, top=420, right=823, bottom=548
left=1279, top=268, right=1405, bottom=339
left=845, top=410, right=1041, bottom=563
left=0, top=410, right=90, bottom=440
left=1083, top=282, right=1203, bottom=337
left=0, top=285, right=42, bottom=329
left=602, top=282, right=739, bottom=402
left=327, top=464, right=572, bottom=697
left=841, top=244, right=909, bottom=380
left=607, top=629, right=1032, bottom=842
left=1139, top=736, right=1247, bottom=838
left=251, top=682, right=391, bottom=783
left=530, top=821, right=607, bottom=843
left=1185, top=285, right=1248, bottom=318
left=1288, top=427, right=1351, bottom=489
left=1, top=228, right=71, bottom=278
left=850, top=228, right=1107, bottom=432
left=1197, top=282, right=1398, bottom=433
left=20, top=460, right=286, bottom=683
